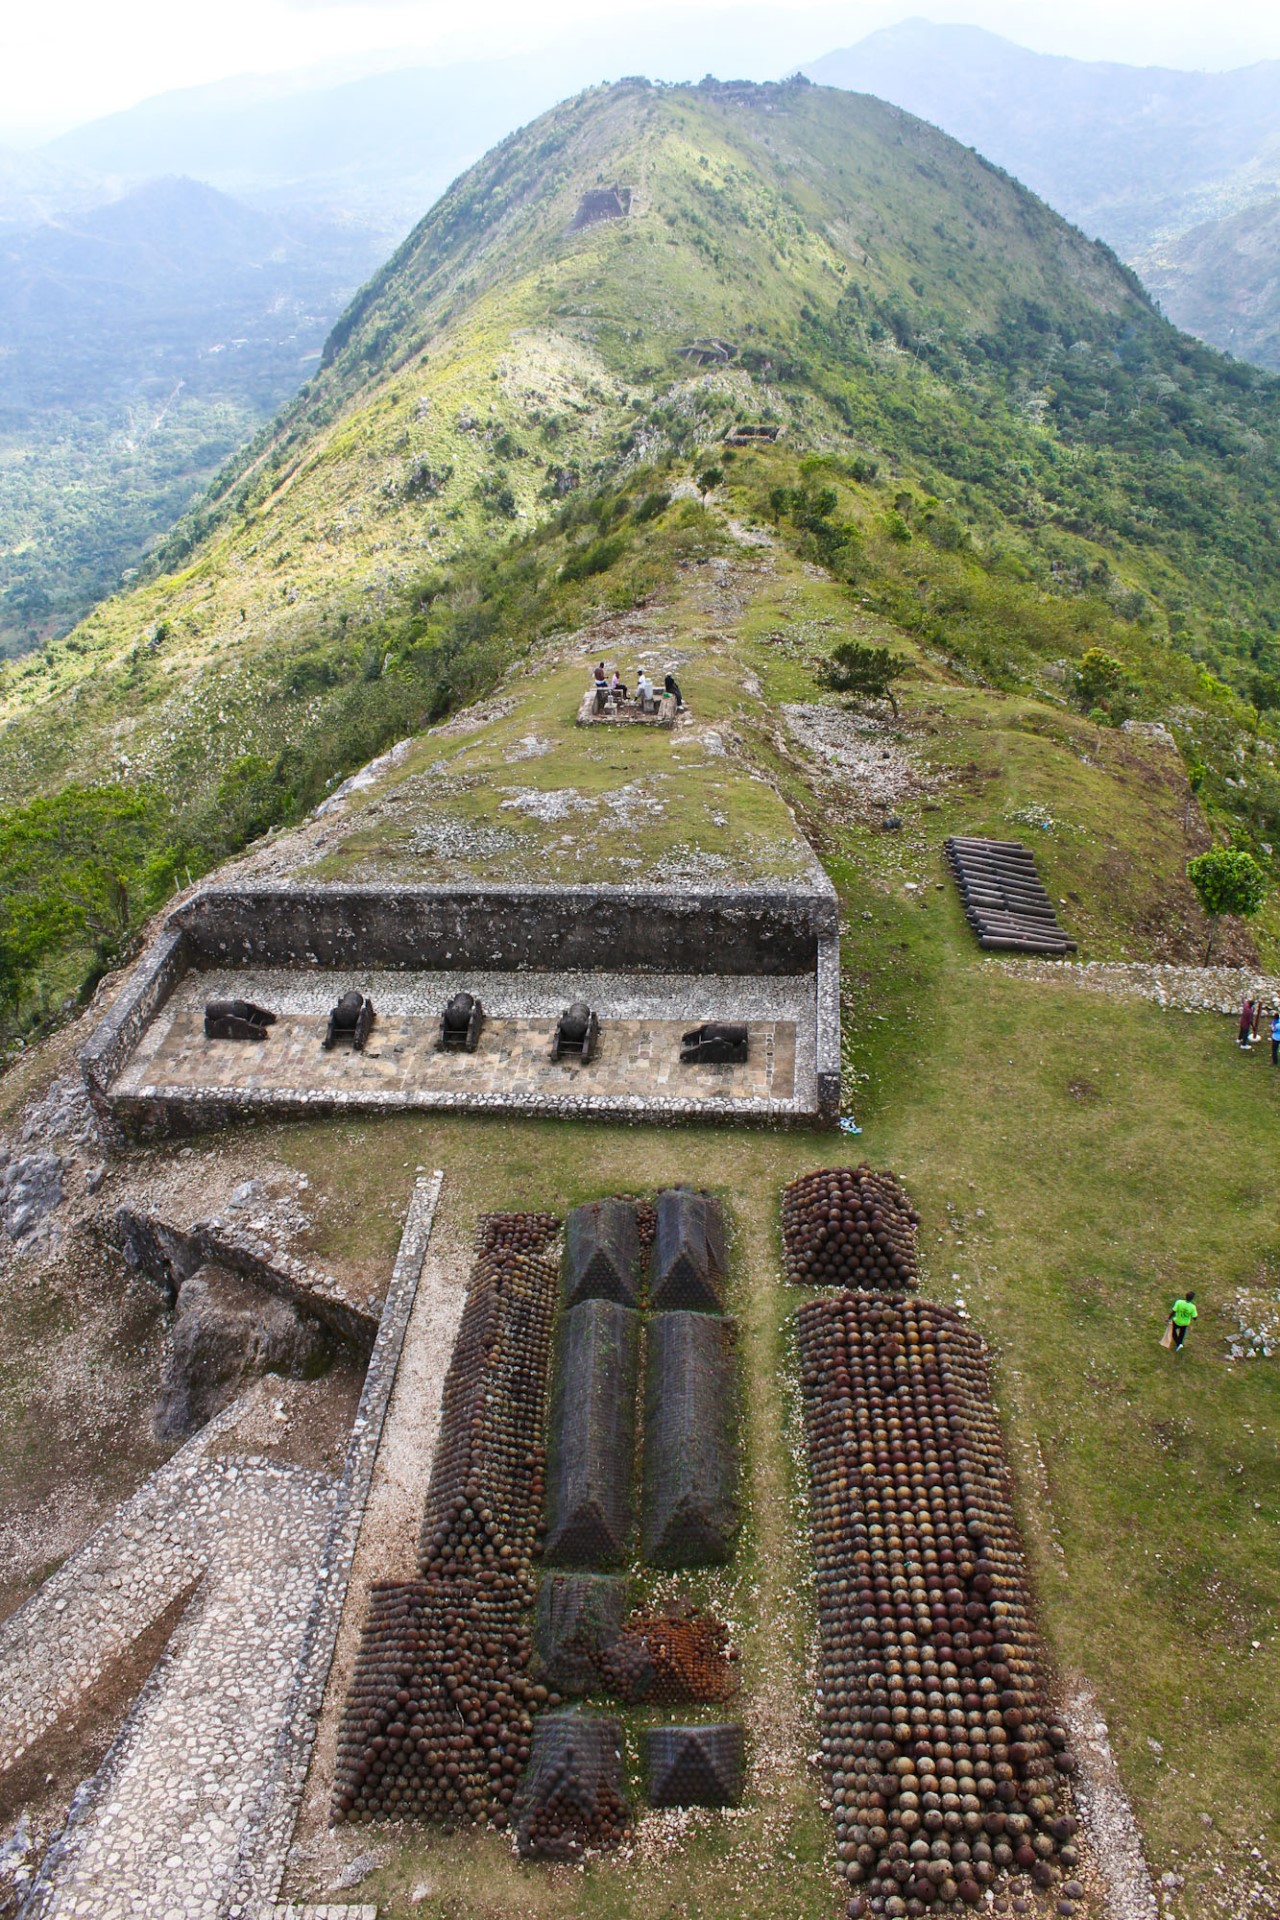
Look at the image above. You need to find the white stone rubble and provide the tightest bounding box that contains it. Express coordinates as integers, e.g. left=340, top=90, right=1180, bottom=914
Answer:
left=989, top=957, right=1280, bottom=1016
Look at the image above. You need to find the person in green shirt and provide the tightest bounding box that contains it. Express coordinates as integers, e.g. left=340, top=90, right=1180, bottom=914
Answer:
left=1169, top=1292, right=1198, bottom=1351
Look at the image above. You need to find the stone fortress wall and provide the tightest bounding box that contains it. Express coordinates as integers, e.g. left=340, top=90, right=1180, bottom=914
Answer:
left=83, top=880, right=842, bottom=1134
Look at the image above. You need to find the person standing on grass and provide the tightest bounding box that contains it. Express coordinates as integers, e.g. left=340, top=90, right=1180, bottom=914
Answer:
left=1239, top=997, right=1255, bottom=1048
left=1271, top=1008, right=1280, bottom=1066
left=1169, top=1291, right=1198, bottom=1351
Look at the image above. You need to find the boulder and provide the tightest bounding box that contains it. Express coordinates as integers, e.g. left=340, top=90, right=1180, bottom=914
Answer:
left=154, top=1261, right=331, bottom=1437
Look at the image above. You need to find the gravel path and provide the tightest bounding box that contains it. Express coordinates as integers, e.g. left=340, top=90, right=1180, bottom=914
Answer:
left=1061, top=1684, right=1159, bottom=1920
left=1, top=1394, right=278, bottom=1781
left=989, top=958, right=1280, bottom=1016
left=19, top=1459, right=336, bottom=1920
left=7, top=1179, right=446, bottom=1920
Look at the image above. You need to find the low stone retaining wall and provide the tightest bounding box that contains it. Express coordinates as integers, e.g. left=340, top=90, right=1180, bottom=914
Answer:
left=172, top=881, right=835, bottom=977
left=117, top=1207, right=378, bottom=1354
left=83, top=882, right=842, bottom=1134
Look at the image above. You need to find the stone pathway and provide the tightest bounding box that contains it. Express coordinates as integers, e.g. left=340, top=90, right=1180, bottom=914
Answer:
left=7, top=1176, right=445, bottom=1920
left=1061, top=1684, right=1159, bottom=1920
left=989, top=957, right=1280, bottom=1016
left=1, top=1396, right=272, bottom=1782
left=23, top=1462, right=335, bottom=1920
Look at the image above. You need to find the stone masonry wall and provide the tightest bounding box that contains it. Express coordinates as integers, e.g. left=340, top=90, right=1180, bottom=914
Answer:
left=173, top=882, right=837, bottom=977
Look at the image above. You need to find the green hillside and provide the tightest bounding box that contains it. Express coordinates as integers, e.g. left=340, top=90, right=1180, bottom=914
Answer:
left=4, top=74, right=1280, bottom=1030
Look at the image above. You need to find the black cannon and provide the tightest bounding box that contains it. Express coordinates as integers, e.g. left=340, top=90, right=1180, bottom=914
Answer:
left=552, top=999, right=600, bottom=1064
left=204, top=999, right=277, bottom=1042
left=679, top=1022, right=749, bottom=1066
left=323, top=991, right=375, bottom=1052
left=438, top=990, right=484, bottom=1053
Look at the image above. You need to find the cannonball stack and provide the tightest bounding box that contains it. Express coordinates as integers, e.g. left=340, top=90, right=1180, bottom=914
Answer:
left=477, top=1210, right=561, bottom=1258
left=514, top=1710, right=631, bottom=1859
left=796, top=1294, right=1080, bottom=1917
left=332, top=1215, right=560, bottom=1828
left=598, top=1607, right=740, bottom=1706
left=783, top=1166, right=920, bottom=1291
left=331, top=1576, right=538, bottom=1826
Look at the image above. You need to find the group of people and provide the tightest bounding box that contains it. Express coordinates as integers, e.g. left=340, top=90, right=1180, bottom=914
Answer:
left=1237, top=995, right=1280, bottom=1063
left=591, top=661, right=684, bottom=711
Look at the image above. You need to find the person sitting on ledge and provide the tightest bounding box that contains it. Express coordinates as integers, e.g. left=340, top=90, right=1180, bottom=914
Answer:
left=664, top=670, right=684, bottom=710
left=593, top=661, right=607, bottom=687
left=610, top=668, right=629, bottom=702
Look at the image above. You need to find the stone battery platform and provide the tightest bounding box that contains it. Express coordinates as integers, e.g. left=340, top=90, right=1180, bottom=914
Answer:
left=85, top=881, right=840, bottom=1133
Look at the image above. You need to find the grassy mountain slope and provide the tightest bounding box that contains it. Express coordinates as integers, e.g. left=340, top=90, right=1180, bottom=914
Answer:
left=5, top=75, right=1280, bottom=1027
left=69, top=511, right=1275, bottom=1920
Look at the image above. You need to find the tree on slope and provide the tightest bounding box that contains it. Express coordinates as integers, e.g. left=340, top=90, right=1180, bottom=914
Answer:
left=1187, top=846, right=1267, bottom=965
left=819, top=640, right=907, bottom=718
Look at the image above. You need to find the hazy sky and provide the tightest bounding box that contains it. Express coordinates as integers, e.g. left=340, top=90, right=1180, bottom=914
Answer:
left=7, top=0, right=1280, bottom=142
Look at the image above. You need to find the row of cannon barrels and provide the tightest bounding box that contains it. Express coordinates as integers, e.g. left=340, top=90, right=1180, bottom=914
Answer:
left=332, top=1214, right=562, bottom=1827
left=543, top=1303, right=740, bottom=1570
left=512, top=1711, right=745, bottom=1856
left=532, top=1574, right=741, bottom=1705
left=945, top=837, right=1076, bottom=957
left=563, top=1189, right=725, bottom=1312
left=797, top=1294, right=1080, bottom=1917
left=783, top=1166, right=920, bottom=1291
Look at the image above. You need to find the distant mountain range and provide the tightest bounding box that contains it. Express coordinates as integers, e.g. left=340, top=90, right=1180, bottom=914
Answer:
left=805, top=21, right=1280, bottom=253
left=0, top=176, right=380, bottom=653
left=804, top=20, right=1280, bottom=368
left=4, top=16, right=1280, bottom=657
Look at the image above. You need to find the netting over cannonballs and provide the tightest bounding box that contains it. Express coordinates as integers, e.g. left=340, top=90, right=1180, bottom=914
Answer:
left=513, top=1710, right=631, bottom=1858
left=531, top=1572, right=626, bottom=1696
left=562, top=1198, right=642, bottom=1308
left=332, top=1215, right=560, bottom=1828
left=783, top=1166, right=919, bottom=1290
left=646, top=1723, right=745, bottom=1808
left=543, top=1299, right=640, bottom=1568
left=642, top=1311, right=740, bottom=1567
left=649, top=1187, right=727, bottom=1312
left=796, top=1294, right=1080, bottom=1914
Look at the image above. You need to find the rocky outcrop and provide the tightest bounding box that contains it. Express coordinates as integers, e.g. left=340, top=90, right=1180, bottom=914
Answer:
left=154, top=1263, right=331, bottom=1439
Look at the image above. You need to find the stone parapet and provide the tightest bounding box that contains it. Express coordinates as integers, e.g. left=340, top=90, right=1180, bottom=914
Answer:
left=171, top=879, right=836, bottom=976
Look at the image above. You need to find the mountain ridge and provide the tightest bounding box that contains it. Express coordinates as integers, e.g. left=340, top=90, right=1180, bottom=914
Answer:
left=4, top=75, right=1280, bottom=1028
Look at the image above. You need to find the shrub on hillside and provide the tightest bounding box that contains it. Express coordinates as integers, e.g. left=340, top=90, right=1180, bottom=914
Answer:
left=1187, top=846, right=1267, bottom=963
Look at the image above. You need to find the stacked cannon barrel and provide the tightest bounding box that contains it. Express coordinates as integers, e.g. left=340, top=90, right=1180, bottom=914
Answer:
left=945, top=837, right=1076, bottom=956
left=783, top=1166, right=919, bottom=1291
left=797, top=1294, right=1080, bottom=1916
left=332, top=1213, right=560, bottom=1828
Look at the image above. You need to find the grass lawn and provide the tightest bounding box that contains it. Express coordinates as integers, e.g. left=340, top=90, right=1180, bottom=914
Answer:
left=268, top=932, right=1280, bottom=1917
left=260, top=547, right=1280, bottom=1917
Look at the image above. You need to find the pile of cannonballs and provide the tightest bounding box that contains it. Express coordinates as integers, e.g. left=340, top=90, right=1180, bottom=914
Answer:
left=333, top=1214, right=561, bottom=1828
left=477, top=1210, right=561, bottom=1258
left=597, top=1607, right=740, bottom=1705
left=797, top=1293, right=1080, bottom=1917
left=783, top=1166, right=920, bottom=1290
left=513, top=1711, right=631, bottom=1858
